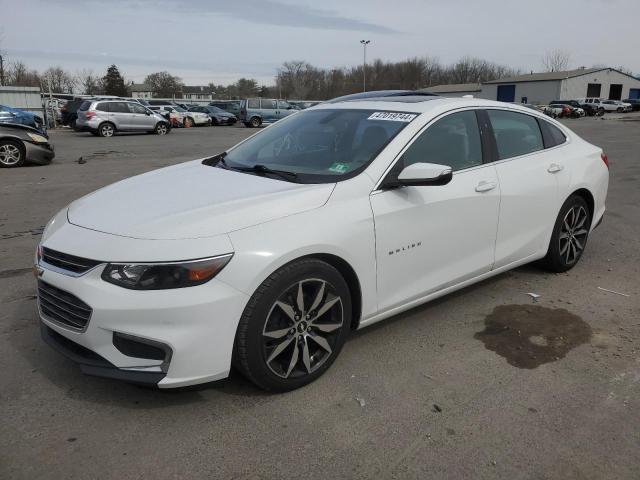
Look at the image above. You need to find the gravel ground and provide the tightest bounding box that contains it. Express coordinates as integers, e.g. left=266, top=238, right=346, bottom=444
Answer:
left=1, top=118, right=638, bottom=479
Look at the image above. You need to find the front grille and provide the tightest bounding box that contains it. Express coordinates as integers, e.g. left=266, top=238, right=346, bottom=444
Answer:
left=38, top=280, right=92, bottom=330
left=41, top=247, right=102, bottom=274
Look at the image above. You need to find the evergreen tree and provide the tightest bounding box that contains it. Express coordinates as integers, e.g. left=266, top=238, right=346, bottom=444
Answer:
left=102, top=64, right=128, bottom=96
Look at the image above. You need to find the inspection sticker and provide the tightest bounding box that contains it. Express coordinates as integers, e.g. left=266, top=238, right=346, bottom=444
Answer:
left=368, top=111, right=417, bottom=122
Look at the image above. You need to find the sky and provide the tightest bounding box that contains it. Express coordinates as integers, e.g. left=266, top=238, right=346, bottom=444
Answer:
left=0, top=0, right=637, bottom=86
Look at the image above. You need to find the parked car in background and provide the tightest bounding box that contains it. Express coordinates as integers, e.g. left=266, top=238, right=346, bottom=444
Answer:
left=149, top=105, right=185, bottom=127
left=239, top=98, right=298, bottom=127
left=602, top=100, right=632, bottom=113
left=522, top=104, right=545, bottom=113
left=188, top=105, right=237, bottom=125
left=551, top=100, right=596, bottom=116
left=76, top=100, right=170, bottom=137
left=576, top=98, right=627, bottom=113
left=209, top=100, right=241, bottom=117
left=0, top=104, right=47, bottom=134
left=0, top=123, right=54, bottom=167
left=623, top=98, right=640, bottom=111
left=151, top=105, right=210, bottom=127
left=36, top=96, right=608, bottom=390
left=61, top=95, right=126, bottom=128
left=129, top=98, right=151, bottom=107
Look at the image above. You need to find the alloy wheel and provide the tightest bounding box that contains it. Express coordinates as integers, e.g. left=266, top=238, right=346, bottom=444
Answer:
left=0, top=143, right=22, bottom=166
left=101, top=124, right=114, bottom=137
left=262, top=279, right=343, bottom=379
left=156, top=123, right=168, bottom=135
left=559, top=205, right=589, bottom=265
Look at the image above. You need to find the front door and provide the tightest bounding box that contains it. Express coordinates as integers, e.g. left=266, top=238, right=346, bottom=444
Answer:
left=127, top=102, right=155, bottom=130
left=371, top=110, right=501, bottom=312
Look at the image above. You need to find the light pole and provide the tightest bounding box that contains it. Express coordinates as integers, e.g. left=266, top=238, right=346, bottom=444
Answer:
left=360, top=40, right=370, bottom=92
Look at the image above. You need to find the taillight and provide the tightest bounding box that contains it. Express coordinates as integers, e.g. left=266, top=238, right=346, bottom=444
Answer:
left=601, top=152, right=609, bottom=169
left=85, top=111, right=96, bottom=120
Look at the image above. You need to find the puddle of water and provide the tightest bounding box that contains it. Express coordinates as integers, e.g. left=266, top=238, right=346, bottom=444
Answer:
left=474, top=305, right=592, bottom=369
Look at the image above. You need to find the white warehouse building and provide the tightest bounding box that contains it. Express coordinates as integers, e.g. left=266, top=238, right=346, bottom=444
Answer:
left=424, top=68, right=640, bottom=105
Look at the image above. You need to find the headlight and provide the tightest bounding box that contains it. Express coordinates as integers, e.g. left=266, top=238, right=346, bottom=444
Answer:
left=101, top=254, right=233, bottom=290
left=27, top=132, right=48, bottom=143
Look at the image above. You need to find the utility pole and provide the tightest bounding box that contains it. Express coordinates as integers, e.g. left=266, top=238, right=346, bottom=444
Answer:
left=0, top=54, right=5, bottom=86
left=360, top=40, right=370, bottom=92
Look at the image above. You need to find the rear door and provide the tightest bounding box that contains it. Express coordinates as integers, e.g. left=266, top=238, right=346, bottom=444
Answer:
left=487, top=109, right=559, bottom=268
left=109, top=102, right=134, bottom=130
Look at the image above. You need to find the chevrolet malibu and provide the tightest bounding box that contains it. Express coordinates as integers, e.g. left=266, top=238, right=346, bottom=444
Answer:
left=37, top=96, right=609, bottom=391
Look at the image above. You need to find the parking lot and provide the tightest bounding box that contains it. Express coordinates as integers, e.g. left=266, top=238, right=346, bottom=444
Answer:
left=1, top=118, right=639, bottom=479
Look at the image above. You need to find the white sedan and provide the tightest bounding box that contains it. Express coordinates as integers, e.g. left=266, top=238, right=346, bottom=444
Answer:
left=36, top=97, right=608, bottom=391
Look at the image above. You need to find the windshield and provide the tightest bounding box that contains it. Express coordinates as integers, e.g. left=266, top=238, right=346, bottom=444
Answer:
left=173, top=106, right=187, bottom=112
left=223, top=109, right=416, bottom=183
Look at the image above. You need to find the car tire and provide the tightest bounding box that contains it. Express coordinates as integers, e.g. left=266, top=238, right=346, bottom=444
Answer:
left=0, top=139, right=25, bottom=168
left=234, top=258, right=352, bottom=392
left=211, top=118, right=219, bottom=126
left=540, top=195, right=591, bottom=273
left=249, top=116, right=262, bottom=128
left=154, top=122, right=169, bottom=135
left=98, top=122, right=115, bottom=137
left=616, top=107, right=623, bottom=113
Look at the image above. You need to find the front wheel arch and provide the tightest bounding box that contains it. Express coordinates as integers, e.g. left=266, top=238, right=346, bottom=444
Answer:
left=570, top=188, right=595, bottom=224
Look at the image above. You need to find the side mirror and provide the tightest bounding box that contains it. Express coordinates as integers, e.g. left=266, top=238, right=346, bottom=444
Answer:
left=383, top=162, right=453, bottom=188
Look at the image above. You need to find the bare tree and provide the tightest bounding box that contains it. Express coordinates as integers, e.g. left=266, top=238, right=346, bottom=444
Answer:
left=542, top=50, right=571, bottom=72
left=7, top=60, right=40, bottom=87
left=41, top=66, right=76, bottom=93
left=76, top=69, right=103, bottom=95
left=144, top=71, right=183, bottom=98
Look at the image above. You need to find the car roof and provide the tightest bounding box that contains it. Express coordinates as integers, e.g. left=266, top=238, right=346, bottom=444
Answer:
left=313, top=96, right=540, bottom=115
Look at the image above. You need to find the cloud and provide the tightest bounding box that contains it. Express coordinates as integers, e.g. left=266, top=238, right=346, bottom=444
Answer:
left=56, top=0, right=397, bottom=34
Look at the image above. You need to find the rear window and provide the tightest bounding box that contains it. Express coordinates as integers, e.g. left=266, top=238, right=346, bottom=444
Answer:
left=78, top=101, right=91, bottom=111
left=261, top=99, right=277, bottom=109
left=488, top=110, right=544, bottom=160
left=539, top=120, right=567, bottom=148
left=248, top=99, right=259, bottom=109
left=109, top=102, right=129, bottom=113
left=96, top=103, right=109, bottom=112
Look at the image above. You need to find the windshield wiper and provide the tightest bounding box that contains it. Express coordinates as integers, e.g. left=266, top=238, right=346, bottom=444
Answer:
left=232, top=164, right=299, bottom=182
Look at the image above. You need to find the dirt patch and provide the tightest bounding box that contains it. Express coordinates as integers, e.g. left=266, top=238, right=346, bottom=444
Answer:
left=474, top=305, right=592, bottom=369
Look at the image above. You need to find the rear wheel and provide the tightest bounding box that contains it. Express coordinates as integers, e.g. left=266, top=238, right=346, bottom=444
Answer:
left=0, top=140, right=25, bottom=168
left=541, top=195, right=591, bottom=272
left=235, top=259, right=351, bottom=391
left=249, top=116, right=261, bottom=128
left=98, top=122, right=115, bottom=137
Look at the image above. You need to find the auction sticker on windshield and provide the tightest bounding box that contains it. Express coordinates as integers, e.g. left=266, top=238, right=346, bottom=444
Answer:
left=368, top=112, right=417, bottom=122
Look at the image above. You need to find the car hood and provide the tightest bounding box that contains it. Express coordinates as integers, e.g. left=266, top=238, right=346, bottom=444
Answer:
left=67, top=159, right=335, bottom=240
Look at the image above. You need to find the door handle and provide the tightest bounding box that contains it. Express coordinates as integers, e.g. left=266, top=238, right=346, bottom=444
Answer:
left=475, top=181, right=497, bottom=193
left=547, top=163, right=564, bottom=173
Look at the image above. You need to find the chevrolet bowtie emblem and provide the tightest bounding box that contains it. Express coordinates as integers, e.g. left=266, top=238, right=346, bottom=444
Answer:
left=33, top=265, right=44, bottom=277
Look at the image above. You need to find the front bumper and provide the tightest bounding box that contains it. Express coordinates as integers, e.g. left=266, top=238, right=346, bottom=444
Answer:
left=37, top=248, right=249, bottom=388
left=24, top=141, right=55, bottom=165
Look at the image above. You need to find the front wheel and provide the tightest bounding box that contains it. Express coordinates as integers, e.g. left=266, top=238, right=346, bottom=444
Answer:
left=234, top=259, right=351, bottom=391
left=0, top=140, right=25, bottom=168
left=541, top=195, right=591, bottom=272
left=154, top=122, right=169, bottom=135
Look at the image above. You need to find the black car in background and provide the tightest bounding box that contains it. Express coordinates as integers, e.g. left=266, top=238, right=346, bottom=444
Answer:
left=188, top=105, right=237, bottom=125
left=0, top=123, right=55, bottom=168
left=623, top=99, right=640, bottom=111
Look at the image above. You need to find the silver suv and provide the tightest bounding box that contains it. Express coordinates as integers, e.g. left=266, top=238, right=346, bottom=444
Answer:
left=76, top=100, right=170, bottom=137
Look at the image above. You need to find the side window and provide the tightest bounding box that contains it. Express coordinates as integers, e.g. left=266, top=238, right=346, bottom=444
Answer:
left=487, top=110, right=544, bottom=160
left=109, top=102, right=129, bottom=113
left=261, top=99, right=276, bottom=109
left=538, top=120, right=567, bottom=148
left=247, top=99, right=259, bottom=109
left=127, top=103, right=147, bottom=114
left=402, top=111, right=483, bottom=172
left=95, top=103, right=109, bottom=112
